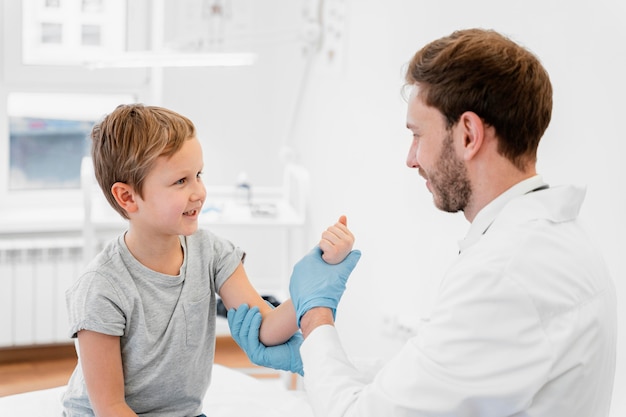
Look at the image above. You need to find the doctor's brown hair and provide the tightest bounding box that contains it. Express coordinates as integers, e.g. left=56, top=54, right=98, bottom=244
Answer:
left=90, top=103, right=196, bottom=219
left=405, top=28, right=553, bottom=170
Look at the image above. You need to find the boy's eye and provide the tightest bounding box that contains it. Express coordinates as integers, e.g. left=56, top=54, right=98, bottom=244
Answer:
left=174, top=171, right=202, bottom=185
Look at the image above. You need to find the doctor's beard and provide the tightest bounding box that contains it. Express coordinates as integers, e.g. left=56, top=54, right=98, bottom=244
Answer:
left=428, top=133, right=472, bottom=213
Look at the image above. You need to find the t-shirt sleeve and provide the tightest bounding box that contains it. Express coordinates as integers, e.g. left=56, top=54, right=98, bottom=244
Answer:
left=65, top=271, right=127, bottom=339
left=203, top=231, right=245, bottom=293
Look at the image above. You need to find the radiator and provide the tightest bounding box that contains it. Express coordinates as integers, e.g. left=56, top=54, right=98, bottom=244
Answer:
left=0, top=239, right=83, bottom=347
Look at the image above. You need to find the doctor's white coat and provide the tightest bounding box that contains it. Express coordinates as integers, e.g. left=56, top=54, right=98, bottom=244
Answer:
left=301, top=177, right=617, bottom=417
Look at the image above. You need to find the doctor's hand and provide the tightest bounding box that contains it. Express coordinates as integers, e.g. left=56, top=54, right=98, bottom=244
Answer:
left=289, top=246, right=361, bottom=327
left=227, top=304, right=304, bottom=376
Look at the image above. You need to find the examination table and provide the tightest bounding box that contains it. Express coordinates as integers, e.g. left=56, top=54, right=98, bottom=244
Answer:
left=0, top=364, right=314, bottom=416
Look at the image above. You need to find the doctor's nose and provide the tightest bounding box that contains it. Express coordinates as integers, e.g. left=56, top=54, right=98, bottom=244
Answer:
left=406, top=140, right=419, bottom=169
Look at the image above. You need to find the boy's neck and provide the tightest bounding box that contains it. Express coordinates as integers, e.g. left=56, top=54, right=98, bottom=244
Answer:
left=124, top=230, right=184, bottom=276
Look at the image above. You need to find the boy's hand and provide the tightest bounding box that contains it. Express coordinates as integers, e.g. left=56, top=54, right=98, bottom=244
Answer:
left=319, top=215, right=355, bottom=265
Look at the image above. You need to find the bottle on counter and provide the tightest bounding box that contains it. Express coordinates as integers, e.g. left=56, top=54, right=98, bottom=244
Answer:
left=235, top=171, right=251, bottom=206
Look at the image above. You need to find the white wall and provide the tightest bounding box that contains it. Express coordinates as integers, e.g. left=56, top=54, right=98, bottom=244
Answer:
left=1, top=0, right=624, bottom=413
left=285, top=1, right=625, bottom=416
left=158, top=0, right=309, bottom=187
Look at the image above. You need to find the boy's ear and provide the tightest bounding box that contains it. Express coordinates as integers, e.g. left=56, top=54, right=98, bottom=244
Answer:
left=111, top=182, right=138, bottom=214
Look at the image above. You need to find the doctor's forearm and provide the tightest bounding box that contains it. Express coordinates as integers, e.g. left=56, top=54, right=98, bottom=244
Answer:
left=300, top=307, right=334, bottom=339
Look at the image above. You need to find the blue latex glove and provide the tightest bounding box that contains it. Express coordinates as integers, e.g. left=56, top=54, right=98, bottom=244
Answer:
left=227, top=304, right=304, bottom=376
left=289, top=246, right=361, bottom=326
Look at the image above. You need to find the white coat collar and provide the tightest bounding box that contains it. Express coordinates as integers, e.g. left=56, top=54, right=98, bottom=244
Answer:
left=458, top=175, right=550, bottom=252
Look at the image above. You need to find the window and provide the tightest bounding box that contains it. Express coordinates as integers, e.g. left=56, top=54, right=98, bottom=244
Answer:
left=9, top=117, right=92, bottom=190
left=22, top=0, right=126, bottom=66
left=0, top=0, right=146, bottom=218
left=6, top=92, right=135, bottom=191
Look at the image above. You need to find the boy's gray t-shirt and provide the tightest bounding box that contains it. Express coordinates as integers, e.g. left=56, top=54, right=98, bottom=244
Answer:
left=62, top=229, right=244, bottom=416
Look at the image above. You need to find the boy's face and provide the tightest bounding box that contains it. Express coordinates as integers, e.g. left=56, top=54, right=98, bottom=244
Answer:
left=133, top=136, right=206, bottom=237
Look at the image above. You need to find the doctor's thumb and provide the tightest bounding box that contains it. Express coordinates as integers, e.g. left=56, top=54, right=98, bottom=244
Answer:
left=340, top=249, right=361, bottom=274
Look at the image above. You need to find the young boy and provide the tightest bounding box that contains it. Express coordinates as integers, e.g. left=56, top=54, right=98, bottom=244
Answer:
left=62, top=104, right=355, bottom=416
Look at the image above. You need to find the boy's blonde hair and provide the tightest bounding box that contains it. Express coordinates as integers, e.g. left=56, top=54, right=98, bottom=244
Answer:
left=90, top=104, right=197, bottom=219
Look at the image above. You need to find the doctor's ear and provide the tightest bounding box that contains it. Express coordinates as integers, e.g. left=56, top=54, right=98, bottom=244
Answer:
left=111, top=182, right=138, bottom=214
left=458, top=111, right=486, bottom=161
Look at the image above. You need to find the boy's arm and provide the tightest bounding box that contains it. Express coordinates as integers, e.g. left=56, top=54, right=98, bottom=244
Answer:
left=227, top=304, right=304, bottom=375
left=227, top=245, right=361, bottom=376
left=219, top=263, right=298, bottom=346
left=222, top=215, right=355, bottom=373
left=220, top=264, right=304, bottom=375
left=221, top=215, right=354, bottom=345
left=77, top=330, right=138, bottom=417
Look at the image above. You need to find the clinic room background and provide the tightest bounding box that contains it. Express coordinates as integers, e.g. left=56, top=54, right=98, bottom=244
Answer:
left=0, top=0, right=624, bottom=415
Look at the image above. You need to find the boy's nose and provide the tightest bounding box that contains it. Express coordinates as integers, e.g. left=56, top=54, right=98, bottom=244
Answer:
left=193, top=181, right=207, bottom=201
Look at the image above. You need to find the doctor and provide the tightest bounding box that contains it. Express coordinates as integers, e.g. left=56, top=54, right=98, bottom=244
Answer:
left=230, top=28, right=617, bottom=416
